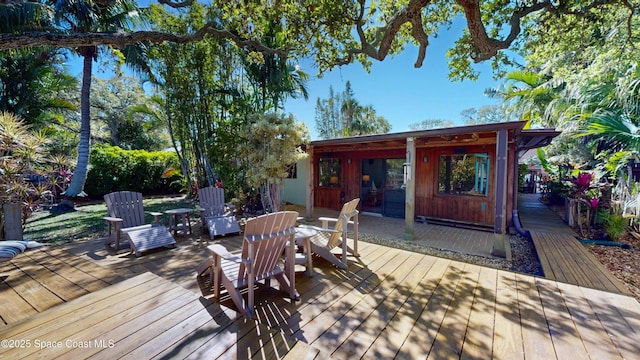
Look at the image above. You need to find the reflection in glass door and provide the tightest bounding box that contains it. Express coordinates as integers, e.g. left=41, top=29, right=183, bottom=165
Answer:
left=383, top=159, right=406, bottom=218
left=360, top=158, right=406, bottom=217
left=360, top=159, right=383, bottom=214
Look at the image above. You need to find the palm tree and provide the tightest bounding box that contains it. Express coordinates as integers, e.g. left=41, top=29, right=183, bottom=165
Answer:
left=581, top=66, right=640, bottom=152
left=242, top=20, right=309, bottom=112
left=56, top=0, right=144, bottom=197
left=486, top=70, right=562, bottom=127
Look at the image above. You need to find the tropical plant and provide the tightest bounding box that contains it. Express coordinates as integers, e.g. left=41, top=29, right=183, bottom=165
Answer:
left=238, top=112, right=309, bottom=213
left=315, top=81, right=390, bottom=139
left=598, top=212, right=627, bottom=241
left=0, top=48, right=78, bottom=128
left=0, top=112, right=49, bottom=238
left=57, top=0, right=146, bottom=198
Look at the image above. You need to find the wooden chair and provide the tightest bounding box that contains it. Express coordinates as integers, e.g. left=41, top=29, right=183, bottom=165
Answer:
left=198, top=211, right=299, bottom=319
left=197, top=186, right=241, bottom=239
left=301, top=198, right=360, bottom=270
left=103, top=191, right=176, bottom=257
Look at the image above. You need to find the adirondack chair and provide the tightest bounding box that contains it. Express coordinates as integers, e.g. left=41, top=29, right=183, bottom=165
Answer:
left=197, top=186, right=241, bottom=239
left=198, top=211, right=299, bottom=319
left=301, top=198, right=360, bottom=270
left=103, top=191, right=176, bottom=257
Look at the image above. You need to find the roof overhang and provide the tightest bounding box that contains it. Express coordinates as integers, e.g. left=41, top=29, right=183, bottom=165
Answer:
left=515, top=129, right=562, bottom=153
left=310, top=121, right=529, bottom=152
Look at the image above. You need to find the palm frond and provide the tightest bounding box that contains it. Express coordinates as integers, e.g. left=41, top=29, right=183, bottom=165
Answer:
left=582, top=110, right=640, bottom=151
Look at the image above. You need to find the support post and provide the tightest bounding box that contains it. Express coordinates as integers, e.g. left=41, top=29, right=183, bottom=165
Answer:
left=306, top=145, right=314, bottom=220
left=492, top=129, right=508, bottom=257
left=405, top=137, right=416, bottom=240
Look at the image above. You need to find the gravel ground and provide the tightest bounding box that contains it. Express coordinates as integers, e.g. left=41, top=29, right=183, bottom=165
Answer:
left=360, top=232, right=543, bottom=275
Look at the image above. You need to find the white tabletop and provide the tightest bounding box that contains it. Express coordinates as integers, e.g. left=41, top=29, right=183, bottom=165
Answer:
left=295, top=227, right=318, bottom=239
left=164, top=208, right=193, bottom=214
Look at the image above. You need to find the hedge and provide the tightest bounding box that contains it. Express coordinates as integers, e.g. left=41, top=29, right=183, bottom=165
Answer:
left=84, top=145, right=183, bottom=198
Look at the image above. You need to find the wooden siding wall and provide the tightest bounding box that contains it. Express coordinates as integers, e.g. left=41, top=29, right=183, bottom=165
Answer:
left=415, top=145, right=496, bottom=226
left=312, top=133, right=517, bottom=228
left=314, top=149, right=405, bottom=210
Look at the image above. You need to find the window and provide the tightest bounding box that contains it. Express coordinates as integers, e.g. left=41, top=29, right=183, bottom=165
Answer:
left=438, top=153, right=490, bottom=196
left=318, top=158, right=341, bottom=187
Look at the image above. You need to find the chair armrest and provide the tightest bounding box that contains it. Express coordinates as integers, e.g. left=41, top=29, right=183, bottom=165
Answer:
left=103, top=217, right=123, bottom=235
left=298, top=224, right=341, bottom=234
left=207, top=244, right=246, bottom=263
left=318, top=216, right=356, bottom=228
left=103, top=216, right=123, bottom=223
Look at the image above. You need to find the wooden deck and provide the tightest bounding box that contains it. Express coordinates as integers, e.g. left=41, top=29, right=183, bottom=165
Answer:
left=530, top=231, right=631, bottom=295
left=2, top=240, right=640, bottom=359
left=517, top=194, right=631, bottom=295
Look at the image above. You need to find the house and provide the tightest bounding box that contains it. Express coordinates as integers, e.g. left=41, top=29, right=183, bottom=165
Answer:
left=286, top=121, right=559, bottom=242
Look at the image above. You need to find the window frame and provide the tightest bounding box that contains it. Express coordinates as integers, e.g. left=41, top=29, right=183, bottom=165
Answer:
left=437, top=152, right=490, bottom=197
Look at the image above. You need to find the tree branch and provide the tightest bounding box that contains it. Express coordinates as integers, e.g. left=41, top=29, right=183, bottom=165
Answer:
left=456, top=0, right=553, bottom=62
left=156, top=0, right=193, bottom=8
left=0, top=24, right=289, bottom=56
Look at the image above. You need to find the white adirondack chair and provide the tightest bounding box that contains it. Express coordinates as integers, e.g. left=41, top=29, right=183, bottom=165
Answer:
left=197, top=186, right=241, bottom=239
left=103, top=191, right=176, bottom=257
left=198, top=211, right=299, bottom=319
left=300, top=198, right=360, bottom=269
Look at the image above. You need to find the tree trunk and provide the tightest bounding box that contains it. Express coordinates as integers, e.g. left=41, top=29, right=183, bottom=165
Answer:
left=65, top=50, right=94, bottom=197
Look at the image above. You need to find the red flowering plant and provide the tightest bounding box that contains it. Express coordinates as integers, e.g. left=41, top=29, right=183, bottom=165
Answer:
left=567, top=171, right=603, bottom=237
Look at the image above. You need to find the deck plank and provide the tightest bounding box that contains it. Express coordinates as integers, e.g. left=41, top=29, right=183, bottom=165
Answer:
left=530, top=231, right=630, bottom=294
left=394, top=262, right=466, bottom=359
left=361, top=256, right=449, bottom=359
left=327, top=252, right=427, bottom=358
left=460, top=265, right=498, bottom=359
left=555, top=281, right=622, bottom=359
left=2, top=235, right=640, bottom=360
left=536, top=277, right=590, bottom=360
left=427, top=262, right=482, bottom=360
left=516, top=273, right=557, bottom=359
left=579, top=286, right=640, bottom=359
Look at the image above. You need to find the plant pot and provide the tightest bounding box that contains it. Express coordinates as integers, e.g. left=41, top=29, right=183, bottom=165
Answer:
left=1, top=203, right=23, bottom=240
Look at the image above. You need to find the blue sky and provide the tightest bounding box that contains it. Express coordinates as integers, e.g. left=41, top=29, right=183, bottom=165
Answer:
left=69, top=17, right=503, bottom=140
left=283, top=19, right=502, bottom=139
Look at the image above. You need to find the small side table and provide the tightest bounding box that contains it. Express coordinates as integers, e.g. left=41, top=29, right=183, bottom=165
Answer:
left=165, top=208, right=193, bottom=236
left=291, top=227, right=316, bottom=277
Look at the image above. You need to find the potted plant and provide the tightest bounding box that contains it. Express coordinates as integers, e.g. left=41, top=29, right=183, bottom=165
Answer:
left=0, top=112, right=48, bottom=240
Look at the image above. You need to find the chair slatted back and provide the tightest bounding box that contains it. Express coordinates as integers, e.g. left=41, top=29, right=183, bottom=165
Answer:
left=327, top=198, right=360, bottom=249
left=104, top=191, right=146, bottom=228
left=199, top=186, right=226, bottom=217
left=240, top=211, right=298, bottom=281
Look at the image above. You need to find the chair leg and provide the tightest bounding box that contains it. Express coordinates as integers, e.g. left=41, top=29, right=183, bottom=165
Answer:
left=212, top=256, right=221, bottom=299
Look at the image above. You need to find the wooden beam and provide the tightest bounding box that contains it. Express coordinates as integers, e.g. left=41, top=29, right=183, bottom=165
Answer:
left=306, top=146, right=314, bottom=220
left=405, top=137, right=416, bottom=240
left=492, top=129, right=508, bottom=257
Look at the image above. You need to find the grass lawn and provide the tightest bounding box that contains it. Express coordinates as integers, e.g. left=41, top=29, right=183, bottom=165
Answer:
left=24, top=195, right=195, bottom=244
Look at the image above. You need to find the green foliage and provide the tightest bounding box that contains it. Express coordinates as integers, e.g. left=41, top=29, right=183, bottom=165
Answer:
left=0, top=112, right=52, bottom=236
left=598, top=211, right=627, bottom=241
left=315, top=81, right=391, bottom=139
left=91, top=75, right=169, bottom=151
left=238, top=112, right=309, bottom=212
left=84, top=145, right=183, bottom=198
left=0, top=49, right=78, bottom=128
left=23, top=196, right=194, bottom=243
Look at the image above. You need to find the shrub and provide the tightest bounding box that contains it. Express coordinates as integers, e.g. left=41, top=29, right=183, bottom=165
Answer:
left=599, top=212, right=627, bottom=241
left=84, top=145, right=183, bottom=198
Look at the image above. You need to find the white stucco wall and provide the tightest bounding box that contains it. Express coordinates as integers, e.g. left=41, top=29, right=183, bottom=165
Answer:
left=283, top=159, right=308, bottom=206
